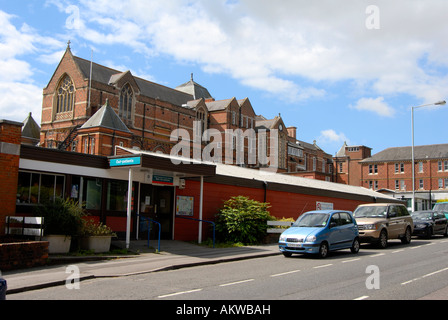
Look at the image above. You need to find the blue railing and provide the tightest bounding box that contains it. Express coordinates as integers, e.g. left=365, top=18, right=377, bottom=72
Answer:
left=138, top=214, right=161, bottom=252
left=175, top=216, right=215, bottom=248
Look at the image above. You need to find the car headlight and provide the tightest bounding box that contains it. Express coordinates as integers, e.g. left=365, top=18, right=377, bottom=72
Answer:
left=363, top=224, right=377, bottom=230
left=305, top=235, right=316, bottom=243
left=279, top=235, right=286, bottom=242
left=416, top=224, right=427, bottom=229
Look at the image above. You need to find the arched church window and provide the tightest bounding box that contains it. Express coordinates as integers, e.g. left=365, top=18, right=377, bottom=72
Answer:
left=119, top=84, right=133, bottom=121
left=56, top=75, right=75, bottom=113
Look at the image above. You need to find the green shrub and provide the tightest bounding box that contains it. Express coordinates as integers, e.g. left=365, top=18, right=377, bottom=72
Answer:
left=34, top=198, right=85, bottom=237
left=215, top=196, right=274, bottom=244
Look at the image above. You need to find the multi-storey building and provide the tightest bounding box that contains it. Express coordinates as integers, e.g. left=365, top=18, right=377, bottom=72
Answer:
left=335, top=142, right=448, bottom=210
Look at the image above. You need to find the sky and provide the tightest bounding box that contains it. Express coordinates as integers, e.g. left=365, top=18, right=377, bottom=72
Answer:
left=1, top=0, right=448, bottom=156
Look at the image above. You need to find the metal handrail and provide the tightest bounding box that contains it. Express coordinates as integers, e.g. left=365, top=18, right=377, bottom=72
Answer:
left=175, top=216, right=215, bottom=248
left=138, top=214, right=161, bottom=252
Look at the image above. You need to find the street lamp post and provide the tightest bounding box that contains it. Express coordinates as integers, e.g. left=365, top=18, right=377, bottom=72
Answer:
left=411, top=100, right=446, bottom=212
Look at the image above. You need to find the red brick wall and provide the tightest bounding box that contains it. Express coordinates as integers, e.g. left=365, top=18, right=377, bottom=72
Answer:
left=174, top=179, right=370, bottom=241
left=0, top=120, right=22, bottom=235
left=0, top=241, right=49, bottom=271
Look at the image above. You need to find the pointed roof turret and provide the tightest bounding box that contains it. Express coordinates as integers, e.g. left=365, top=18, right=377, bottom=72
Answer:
left=176, top=73, right=213, bottom=100
left=22, top=112, right=41, bottom=140
left=81, top=99, right=131, bottom=133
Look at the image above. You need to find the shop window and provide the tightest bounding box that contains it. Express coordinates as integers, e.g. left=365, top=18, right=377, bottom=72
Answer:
left=17, top=171, right=65, bottom=204
left=84, top=178, right=102, bottom=210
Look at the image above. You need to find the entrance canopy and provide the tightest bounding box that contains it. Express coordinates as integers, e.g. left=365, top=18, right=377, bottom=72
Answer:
left=108, top=147, right=216, bottom=248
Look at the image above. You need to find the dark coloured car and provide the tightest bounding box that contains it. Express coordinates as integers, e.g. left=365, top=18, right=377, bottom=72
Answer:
left=411, top=210, right=448, bottom=238
left=433, top=202, right=448, bottom=220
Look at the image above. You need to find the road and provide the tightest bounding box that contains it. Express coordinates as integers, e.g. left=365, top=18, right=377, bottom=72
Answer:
left=8, top=237, right=448, bottom=301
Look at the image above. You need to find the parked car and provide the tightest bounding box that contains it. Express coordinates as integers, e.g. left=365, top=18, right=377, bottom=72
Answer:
left=432, top=202, right=448, bottom=219
left=411, top=210, right=448, bottom=238
left=278, top=210, right=360, bottom=258
left=354, top=203, right=413, bottom=248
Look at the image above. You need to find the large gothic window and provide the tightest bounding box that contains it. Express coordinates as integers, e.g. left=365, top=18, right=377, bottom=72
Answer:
left=56, top=75, right=75, bottom=113
left=119, top=84, right=133, bottom=121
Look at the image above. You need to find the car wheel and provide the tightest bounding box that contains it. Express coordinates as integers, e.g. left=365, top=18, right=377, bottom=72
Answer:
left=401, top=227, right=412, bottom=244
left=283, top=252, right=292, bottom=258
left=378, top=230, right=388, bottom=249
left=351, top=238, right=360, bottom=254
left=318, top=242, right=329, bottom=258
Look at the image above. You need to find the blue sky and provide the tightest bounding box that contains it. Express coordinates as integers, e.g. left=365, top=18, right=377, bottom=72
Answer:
left=1, top=0, right=448, bottom=156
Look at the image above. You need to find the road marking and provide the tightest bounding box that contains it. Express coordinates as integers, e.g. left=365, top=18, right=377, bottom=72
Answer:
left=354, top=295, right=369, bottom=300
left=313, top=264, right=333, bottom=269
left=270, top=270, right=301, bottom=277
left=219, top=279, right=255, bottom=287
left=401, top=267, right=448, bottom=286
left=392, top=249, right=404, bottom=253
left=370, top=253, right=386, bottom=257
left=158, top=288, right=203, bottom=298
left=342, top=258, right=361, bottom=263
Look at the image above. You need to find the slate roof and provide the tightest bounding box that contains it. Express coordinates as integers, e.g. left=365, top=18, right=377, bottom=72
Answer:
left=361, top=144, right=448, bottom=163
left=81, top=100, right=131, bottom=133
left=22, top=112, right=41, bottom=139
left=73, top=56, right=194, bottom=107
left=175, top=74, right=213, bottom=100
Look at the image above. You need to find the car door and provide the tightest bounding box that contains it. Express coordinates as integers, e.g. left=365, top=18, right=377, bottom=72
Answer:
left=339, top=212, right=357, bottom=248
left=387, top=205, right=401, bottom=238
left=433, top=212, right=445, bottom=234
left=327, top=213, right=344, bottom=249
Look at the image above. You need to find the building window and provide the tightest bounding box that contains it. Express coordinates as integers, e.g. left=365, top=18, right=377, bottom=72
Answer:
left=17, top=171, right=65, bottom=204
left=369, top=164, right=378, bottom=174
left=395, top=163, right=404, bottom=173
left=119, top=84, right=133, bottom=122
left=339, top=162, right=343, bottom=173
left=419, top=179, right=424, bottom=189
left=445, top=161, right=448, bottom=171
left=439, top=178, right=444, bottom=189
left=56, top=75, right=75, bottom=113
left=196, top=108, right=207, bottom=136
left=107, top=180, right=129, bottom=212
left=418, top=162, right=423, bottom=173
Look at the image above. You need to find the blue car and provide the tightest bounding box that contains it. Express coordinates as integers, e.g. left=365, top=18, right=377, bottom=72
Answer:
left=279, top=210, right=360, bottom=258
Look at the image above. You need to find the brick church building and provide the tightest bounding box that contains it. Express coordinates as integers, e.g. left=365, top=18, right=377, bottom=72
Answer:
left=38, top=44, right=332, bottom=178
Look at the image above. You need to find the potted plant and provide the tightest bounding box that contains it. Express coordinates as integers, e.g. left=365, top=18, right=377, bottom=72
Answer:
left=80, top=218, right=117, bottom=253
left=35, top=198, right=85, bottom=254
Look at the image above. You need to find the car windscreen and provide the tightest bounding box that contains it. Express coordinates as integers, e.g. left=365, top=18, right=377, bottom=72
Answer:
left=293, top=212, right=329, bottom=227
left=353, top=206, right=387, bottom=218
left=411, top=211, right=432, bottom=220
left=434, top=203, right=448, bottom=212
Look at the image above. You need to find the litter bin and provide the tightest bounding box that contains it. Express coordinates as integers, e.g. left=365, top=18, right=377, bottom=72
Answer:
left=0, top=278, right=7, bottom=300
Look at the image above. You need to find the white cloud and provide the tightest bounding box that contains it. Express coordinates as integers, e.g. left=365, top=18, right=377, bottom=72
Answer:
left=52, top=0, right=448, bottom=105
left=319, top=129, right=349, bottom=145
left=349, top=97, right=395, bottom=117
left=0, top=10, right=63, bottom=124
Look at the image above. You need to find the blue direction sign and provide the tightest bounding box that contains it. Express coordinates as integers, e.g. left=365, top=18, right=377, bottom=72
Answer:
left=110, top=156, right=141, bottom=167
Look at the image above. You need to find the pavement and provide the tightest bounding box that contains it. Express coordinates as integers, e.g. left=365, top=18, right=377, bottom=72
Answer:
left=2, top=240, right=281, bottom=296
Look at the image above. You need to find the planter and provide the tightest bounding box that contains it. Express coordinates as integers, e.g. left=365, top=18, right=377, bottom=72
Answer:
left=43, top=235, right=71, bottom=254
left=80, top=236, right=112, bottom=253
